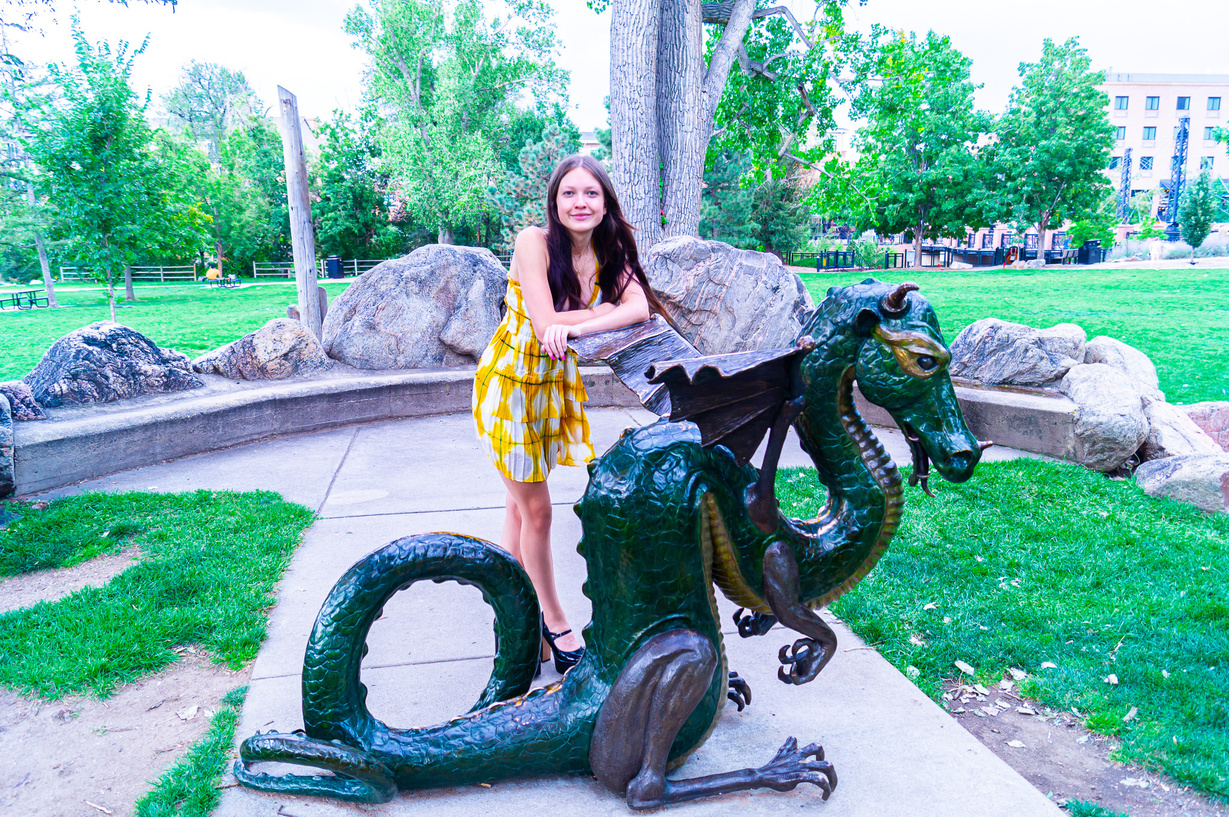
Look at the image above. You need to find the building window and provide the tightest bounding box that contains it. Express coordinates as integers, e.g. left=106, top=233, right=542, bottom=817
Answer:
left=1145, top=96, right=1160, bottom=110
left=1140, top=156, right=1154, bottom=170
left=1202, top=157, right=1214, bottom=170
left=1177, top=96, right=1191, bottom=110
left=1109, top=156, right=1120, bottom=169
left=1143, top=126, right=1156, bottom=140
left=981, top=232, right=993, bottom=249
left=1210, top=97, right=1222, bottom=111
left=1206, top=127, right=1216, bottom=140
left=1115, top=96, right=1129, bottom=110
left=1115, top=126, right=1126, bottom=140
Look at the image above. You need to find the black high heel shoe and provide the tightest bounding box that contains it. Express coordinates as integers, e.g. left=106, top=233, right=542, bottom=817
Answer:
left=542, top=619, right=584, bottom=673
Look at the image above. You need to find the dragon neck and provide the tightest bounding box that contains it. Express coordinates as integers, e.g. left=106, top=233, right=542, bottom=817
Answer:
left=790, top=360, right=904, bottom=608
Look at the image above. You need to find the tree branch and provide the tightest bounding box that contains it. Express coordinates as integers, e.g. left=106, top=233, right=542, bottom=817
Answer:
left=702, top=3, right=815, bottom=50
left=785, top=151, right=875, bottom=211
left=703, top=0, right=757, bottom=125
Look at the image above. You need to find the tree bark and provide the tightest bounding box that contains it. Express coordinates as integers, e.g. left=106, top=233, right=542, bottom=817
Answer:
left=658, top=0, right=704, bottom=240
left=611, top=0, right=663, bottom=249
left=278, top=86, right=323, bottom=341
left=124, top=264, right=135, bottom=301
left=25, top=182, right=57, bottom=308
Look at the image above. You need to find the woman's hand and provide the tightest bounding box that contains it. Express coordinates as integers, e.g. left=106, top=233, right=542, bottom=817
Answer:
left=541, top=322, right=575, bottom=360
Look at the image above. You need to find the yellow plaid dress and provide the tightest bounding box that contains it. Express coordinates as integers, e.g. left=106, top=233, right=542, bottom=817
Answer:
left=472, top=278, right=596, bottom=483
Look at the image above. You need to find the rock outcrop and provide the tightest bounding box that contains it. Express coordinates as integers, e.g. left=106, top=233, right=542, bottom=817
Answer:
left=1135, top=454, right=1229, bottom=513
left=1181, top=402, right=1229, bottom=452
left=23, top=322, right=201, bottom=407
left=1058, top=364, right=1149, bottom=472
left=950, top=319, right=1086, bottom=387
left=0, top=381, right=46, bottom=421
left=0, top=393, right=12, bottom=497
left=322, top=245, right=507, bottom=369
left=1140, top=401, right=1223, bottom=461
left=644, top=236, right=813, bottom=355
left=193, top=318, right=332, bottom=381
left=1084, top=336, right=1164, bottom=404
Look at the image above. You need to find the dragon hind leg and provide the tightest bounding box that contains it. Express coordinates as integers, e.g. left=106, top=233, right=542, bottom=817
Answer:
left=234, top=731, right=397, bottom=803
left=590, top=630, right=837, bottom=809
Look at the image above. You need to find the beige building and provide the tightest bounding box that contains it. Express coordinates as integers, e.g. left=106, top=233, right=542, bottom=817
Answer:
left=1104, top=72, right=1229, bottom=221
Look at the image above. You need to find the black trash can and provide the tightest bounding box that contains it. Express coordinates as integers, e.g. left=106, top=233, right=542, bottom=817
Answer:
left=1076, top=240, right=1100, bottom=265
left=326, top=255, right=344, bottom=279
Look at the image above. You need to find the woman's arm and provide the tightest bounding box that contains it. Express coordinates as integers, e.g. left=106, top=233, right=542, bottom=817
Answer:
left=540, top=272, right=652, bottom=359
left=512, top=228, right=611, bottom=347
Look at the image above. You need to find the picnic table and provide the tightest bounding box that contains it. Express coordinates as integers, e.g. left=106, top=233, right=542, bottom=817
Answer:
left=0, top=289, right=49, bottom=310
left=206, top=273, right=240, bottom=289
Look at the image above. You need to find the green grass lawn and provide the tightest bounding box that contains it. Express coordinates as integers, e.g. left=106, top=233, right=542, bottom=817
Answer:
left=798, top=266, right=1229, bottom=406
left=0, top=279, right=354, bottom=381
left=0, top=490, right=314, bottom=698
left=778, top=458, right=1229, bottom=799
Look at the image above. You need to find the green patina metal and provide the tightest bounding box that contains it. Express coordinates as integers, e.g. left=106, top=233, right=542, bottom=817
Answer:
left=234, top=279, right=983, bottom=808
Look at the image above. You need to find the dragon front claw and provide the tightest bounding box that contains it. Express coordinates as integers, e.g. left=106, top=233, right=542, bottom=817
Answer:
left=733, top=607, right=777, bottom=638
left=777, top=637, right=829, bottom=685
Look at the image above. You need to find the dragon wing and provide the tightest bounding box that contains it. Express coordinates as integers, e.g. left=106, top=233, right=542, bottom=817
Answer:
left=569, top=316, right=807, bottom=466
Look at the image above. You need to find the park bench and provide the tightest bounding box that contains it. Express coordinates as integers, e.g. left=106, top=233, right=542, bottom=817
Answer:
left=0, top=289, right=49, bottom=310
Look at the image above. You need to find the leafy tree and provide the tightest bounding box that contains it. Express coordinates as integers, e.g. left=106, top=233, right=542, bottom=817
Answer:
left=313, top=106, right=423, bottom=259
left=487, top=123, right=574, bottom=252
left=498, top=103, right=579, bottom=173
left=699, top=148, right=809, bottom=257
left=995, top=38, right=1114, bottom=251
left=1178, top=170, right=1216, bottom=264
left=161, top=60, right=257, bottom=161
left=1066, top=191, right=1117, bottom=249
left=0, top=43, right=58, bottom=302
left=22, top=22, right=207, bottom=320
left=829, top=28, right=996, bottom=266
left=595, top=0, right=852, bottom=248
left=346, top=0, right=567, bottom=244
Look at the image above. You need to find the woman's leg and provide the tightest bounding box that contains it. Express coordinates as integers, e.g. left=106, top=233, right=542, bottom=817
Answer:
left=500, top=474, right=582, bottom=653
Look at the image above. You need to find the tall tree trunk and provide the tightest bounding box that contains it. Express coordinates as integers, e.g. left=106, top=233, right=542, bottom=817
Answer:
left=438, top=224, right=454, bottom=244
left=611, top=0, right=663, bottom=250
left=913, top=222, right=924, bottom=270
left=25, top=182, right=57, bottom=308
left=658, top=0, right=704, bottom=241
left=107, top=274, right=117, bottom=324
left=124, top=264, right=135, bottom=301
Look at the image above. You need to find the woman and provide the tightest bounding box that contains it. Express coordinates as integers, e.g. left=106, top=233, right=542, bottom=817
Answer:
left=473, top=154, right=668, bottom=673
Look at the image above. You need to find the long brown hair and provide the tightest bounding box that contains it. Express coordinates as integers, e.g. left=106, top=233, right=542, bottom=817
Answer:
left=544, top=155, right=670, bottom=320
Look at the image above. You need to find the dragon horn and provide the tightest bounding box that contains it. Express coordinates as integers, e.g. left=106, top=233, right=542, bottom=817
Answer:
left=880, top=282, right=920, bottom=317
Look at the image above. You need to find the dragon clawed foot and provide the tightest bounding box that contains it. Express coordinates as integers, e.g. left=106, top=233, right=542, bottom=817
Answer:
left=732, top=607, right=777, bottom=638
left=234, top=731, right=397, bottom=804
left=727, top=671, right=752, bottom=711
left=756, top=736, right=838, bottom=798
left=777, top=637, right=829, bottom=685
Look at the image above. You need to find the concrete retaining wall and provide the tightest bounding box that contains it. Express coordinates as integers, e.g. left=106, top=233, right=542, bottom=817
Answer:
left=11, top=368, right=1078, bottom=497
left=12, top=368, right=639, bottom=496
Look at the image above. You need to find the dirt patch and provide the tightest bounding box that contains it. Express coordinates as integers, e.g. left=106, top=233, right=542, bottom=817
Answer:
left=0, top=547, right=141, bottom=615
left=945, top=678, right=1228, bottom=816
left=0, top=658, right=249, bottom=817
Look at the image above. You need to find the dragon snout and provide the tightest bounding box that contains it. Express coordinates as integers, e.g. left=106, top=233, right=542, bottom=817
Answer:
left=941, top=449, right=978, bottom=482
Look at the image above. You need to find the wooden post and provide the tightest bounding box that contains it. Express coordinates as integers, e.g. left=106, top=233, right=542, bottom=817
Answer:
left=277, top=86, right=323, bottom=340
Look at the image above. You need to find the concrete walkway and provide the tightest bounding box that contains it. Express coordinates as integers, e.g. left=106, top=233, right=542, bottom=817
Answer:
left=41, top=409, right=1060, bottom=817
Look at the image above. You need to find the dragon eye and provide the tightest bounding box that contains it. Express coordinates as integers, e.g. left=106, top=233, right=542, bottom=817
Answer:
left=916, top=355, right=938, bottom=371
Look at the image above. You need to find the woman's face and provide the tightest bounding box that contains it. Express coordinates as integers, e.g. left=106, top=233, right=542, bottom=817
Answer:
left=555, top=166, right=606, bottom=237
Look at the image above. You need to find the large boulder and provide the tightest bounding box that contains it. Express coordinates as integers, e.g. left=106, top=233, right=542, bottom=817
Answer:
left=644, top=236, right=813, bottom=355
left=1084, top=336, right=1163, bottom=404
left=0, top=381, right=46, bottom=421
left=950, top=319, right=1086, bottom=387
left=0, top=393, right=12, bottom=497
left=1181, top=402, right=1229, bottom=452
left=1058, top=363, right=1149, bottom=472
left=193, top=318, right=332, bottom=381
left=322, top=245, right=507, bottom=369
left=1140, top=401, right=1223, bottom=461
left=23, top=322, right=201, bottom=407
left=1135, top=454, right=1229, bottom=513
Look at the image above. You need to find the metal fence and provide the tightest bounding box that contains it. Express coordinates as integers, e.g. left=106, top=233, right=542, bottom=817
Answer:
left=256, top=253, right=514, bottom=279
left=58, top=264, right=198, bottom=283
left=782, top=250, right=857, bottom=269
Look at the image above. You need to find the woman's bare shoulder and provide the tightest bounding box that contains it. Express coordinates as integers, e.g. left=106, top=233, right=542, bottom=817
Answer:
left=515, top=225, right=548, bottom=251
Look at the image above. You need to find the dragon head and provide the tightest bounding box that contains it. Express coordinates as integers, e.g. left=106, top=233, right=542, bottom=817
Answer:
left=801, top=279, right=984, bottom=490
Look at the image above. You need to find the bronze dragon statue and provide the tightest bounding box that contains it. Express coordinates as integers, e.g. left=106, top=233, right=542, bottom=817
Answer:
left=234, top=279, right=986, bottom=809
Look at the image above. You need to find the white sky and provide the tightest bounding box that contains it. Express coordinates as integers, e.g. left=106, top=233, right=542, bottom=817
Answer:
left=8, top=0, right=1228, bottom=131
